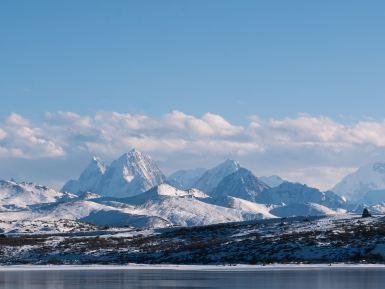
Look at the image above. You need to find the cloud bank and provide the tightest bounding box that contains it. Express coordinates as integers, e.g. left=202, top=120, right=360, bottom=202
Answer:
left=0, top=110, right=384, bottom=190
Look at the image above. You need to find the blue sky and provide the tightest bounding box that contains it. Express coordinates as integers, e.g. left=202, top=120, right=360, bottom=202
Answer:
left=2, top=1, right=385, bottom=123
left=1, top=1, right=385, bottom=189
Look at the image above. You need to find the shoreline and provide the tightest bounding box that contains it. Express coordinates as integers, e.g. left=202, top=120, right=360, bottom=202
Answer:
left=2, top=263, right=385, bottom=271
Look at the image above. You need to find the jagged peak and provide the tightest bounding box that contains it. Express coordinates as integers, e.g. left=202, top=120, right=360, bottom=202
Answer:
left=129, top=147, right=140, bottom=154
left=220, top=159, right=240, bottom=168
left=206, top=159, right=241, bottom=174
left=85, top=156, right=106, bottom=174
left=119, top=148, right=147, bottom=159
left=113, top=149, right=152, bottom=166
left=91, top=156, right=104, bottom=164
left=112, top=150, right=160, bottom=173
left=230, top=167, right=253, bottom=176
left=62, top=150, right=165, bottom=197
left=216, top=167, right=269, bottom=189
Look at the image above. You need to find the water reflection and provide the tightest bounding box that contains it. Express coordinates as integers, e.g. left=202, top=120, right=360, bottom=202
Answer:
left=0, top=268, right=384, bottom=289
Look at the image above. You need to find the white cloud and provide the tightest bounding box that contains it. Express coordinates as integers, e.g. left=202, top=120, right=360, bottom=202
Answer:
left=0, top=113, right=65, bottom=158
left=0, top=128, right=7, bottom=140
left=6, top=113, right=30, bottom=126
left=201, top=112, right=243, bottom=136
left=1, top=111, right=385, bottom=189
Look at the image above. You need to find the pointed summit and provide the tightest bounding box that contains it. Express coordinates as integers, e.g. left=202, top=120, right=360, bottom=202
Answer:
left=210, top=168, right=270, bottom=202
left=61, top=156, right=106, bottom=194
left=89, top=156, right=107, bottom=174
left=223, top=159, right=239, bottom=166
left=62, top=149, right=166, bottom=197
left=193, top=159, right=241, bottom=192
left=103, top=150, right=165, bottom=194
left=120, top=148, right=140, bottom=158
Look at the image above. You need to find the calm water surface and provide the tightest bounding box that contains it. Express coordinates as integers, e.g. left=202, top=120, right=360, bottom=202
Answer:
left=0, top=268, right=384, bottom=289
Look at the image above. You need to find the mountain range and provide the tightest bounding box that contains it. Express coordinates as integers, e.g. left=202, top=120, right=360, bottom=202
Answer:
left=1, top=149, right=385, bottom=234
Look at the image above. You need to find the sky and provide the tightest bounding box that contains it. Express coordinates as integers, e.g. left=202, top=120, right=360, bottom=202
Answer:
left=1, top=1, right=385, bottom=190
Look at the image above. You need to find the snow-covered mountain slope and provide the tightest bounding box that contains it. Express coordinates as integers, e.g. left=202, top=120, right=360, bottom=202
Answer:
left=193, top=159, right=240, bottom=192
left=166, top=168, right=206, bottom=190
left=15, top=183, right=263, bottom=230
left=62, top=157, right=106, bottom=195
left=121, top=184, right=209, bottom=205
left=270, top=203, right=339, bottom=218
left=62, top=149, right=166, bottom=198
left=100, top=149, right=166, bottom=197
left=0, top=212, right=100, bottom=234
left=210, top=168, right=270, bottom=202
left=225, top=196, right=276, bottom=219
left=259, top=175, right=285, bottom=188
left=1, top=193, right=164, bottom=231
left=0, top=180, right=71, bottom=209
left=0, top=196, right=109, bottom=234
left=0, top=179, right=271, bottom=232
left=39, top=199, right=113, bottom=221
left=0, top=171, right=358, bottom=234
left=117, top=184, right=250, bottom=226
left=333, top=162, right=385, bottom=202
left=133, top=195, right=245, bottom=227
left=256, top=182, right=346, bottom=209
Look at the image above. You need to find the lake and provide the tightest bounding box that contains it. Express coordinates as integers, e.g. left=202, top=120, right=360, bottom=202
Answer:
left=0, top=267, right=385, bottom=289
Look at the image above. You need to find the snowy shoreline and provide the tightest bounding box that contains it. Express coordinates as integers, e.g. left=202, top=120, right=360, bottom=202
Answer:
left=2, top=264, right=385, bottom=271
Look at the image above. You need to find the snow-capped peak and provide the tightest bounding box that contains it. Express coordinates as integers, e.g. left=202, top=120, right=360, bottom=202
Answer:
left=61, top=156, right=106, bottom=195
left=100, top=150, right=166, bottom=197
left=80, top=156, right=107, bottom=180
left=62, top=149, right=166, bottom=198
left=90, top=156, right=107, bottom=174
left=117, top=149, right=143, bottom=162
left=111, top=150, right=159, bottom=180
left=333, top=162, right=385, bottom=201
left=210, top=168, right=270, bottom=202
left=193, top=159, right=241, bottom=192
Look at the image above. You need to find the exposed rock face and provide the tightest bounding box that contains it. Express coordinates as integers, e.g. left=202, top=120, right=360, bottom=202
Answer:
left=61, top=149, right=166, bottom=197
